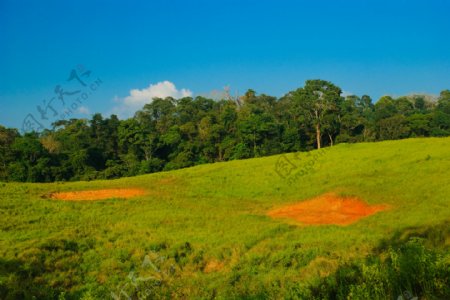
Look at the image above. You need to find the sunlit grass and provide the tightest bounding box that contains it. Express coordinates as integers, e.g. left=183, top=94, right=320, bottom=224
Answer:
left=1, top=137, right=449, bottom=298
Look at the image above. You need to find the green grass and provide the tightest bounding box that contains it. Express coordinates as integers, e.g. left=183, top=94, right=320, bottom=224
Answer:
left=1, top=137, right=449, bottom=299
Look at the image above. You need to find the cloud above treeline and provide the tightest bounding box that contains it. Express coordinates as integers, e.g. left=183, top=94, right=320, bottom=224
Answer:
left=111, top=81, right=193, bottom=118
left=124, top=81, right=192, bottom=106
left=77, top=106, right=90, bottom=115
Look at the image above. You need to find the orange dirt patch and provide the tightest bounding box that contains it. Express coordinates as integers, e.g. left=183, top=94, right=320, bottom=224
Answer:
left=203, top=260, right=225, bottom=273
left=48, top=188, right=146, bottom=201
left=268, top=193, right=388, bottom=225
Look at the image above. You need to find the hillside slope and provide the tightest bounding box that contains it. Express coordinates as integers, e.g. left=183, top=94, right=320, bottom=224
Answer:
left=1, top=138, right=449, bottom=299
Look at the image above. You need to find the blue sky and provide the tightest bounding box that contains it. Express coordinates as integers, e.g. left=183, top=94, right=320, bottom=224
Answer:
left=1, top=0, right=449, bottom=130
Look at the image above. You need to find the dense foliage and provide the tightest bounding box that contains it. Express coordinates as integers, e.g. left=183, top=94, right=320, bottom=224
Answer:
left=1, top=80, right=450, bottom=182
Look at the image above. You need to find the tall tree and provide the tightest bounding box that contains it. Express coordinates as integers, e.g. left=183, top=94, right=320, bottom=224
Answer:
left=289, top=80, right=342, bottom=148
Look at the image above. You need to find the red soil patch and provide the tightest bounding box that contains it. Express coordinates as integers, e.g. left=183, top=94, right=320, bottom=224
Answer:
left=268, top=193, right=388, bottom=225
left=48, top=188, right=146, bottom=201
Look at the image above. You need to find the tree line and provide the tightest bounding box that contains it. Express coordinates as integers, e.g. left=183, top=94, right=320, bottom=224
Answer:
left=1, top=79, right=449, bottom=182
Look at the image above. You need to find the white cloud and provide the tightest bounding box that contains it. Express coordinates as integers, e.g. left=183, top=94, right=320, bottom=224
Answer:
left=77, top=106, right=90, bottom=115
left=124, top=81, right=192, bottom=106
left=111, top=81, right=193, bottom=118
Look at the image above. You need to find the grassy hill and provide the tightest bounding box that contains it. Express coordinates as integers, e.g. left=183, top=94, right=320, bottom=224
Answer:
left=1, top=138, right=449, bottom=299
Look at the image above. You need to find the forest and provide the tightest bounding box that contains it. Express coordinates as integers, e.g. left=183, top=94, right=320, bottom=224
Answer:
left=1, top=79, right=450, bottom=182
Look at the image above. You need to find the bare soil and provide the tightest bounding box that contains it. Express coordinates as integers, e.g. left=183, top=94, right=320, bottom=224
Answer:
left=268, top=193, right=388, bottom=225
left=48, top=188, right=147, bottom=201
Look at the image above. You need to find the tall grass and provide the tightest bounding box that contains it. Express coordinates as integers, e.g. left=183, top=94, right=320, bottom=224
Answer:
left=0, top=137, right=449, bottom=299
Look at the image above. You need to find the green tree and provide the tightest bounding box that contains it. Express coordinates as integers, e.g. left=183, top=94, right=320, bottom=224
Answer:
left=430, top=90, right=450, bottom=136
left=289, top=80, right=342, bottom=149
left=337, top=95, right=366, bottom=143
left=374, top=96, right=397, bottom=121
left=408, top=113, right=432, bottom=137
left=377, top=115, right=410, bottom=140
left=0, top=126, right=18, bottom=180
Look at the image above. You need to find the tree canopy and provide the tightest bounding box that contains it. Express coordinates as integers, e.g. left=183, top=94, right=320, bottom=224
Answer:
left=1, top=80, right=448, bottom=182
